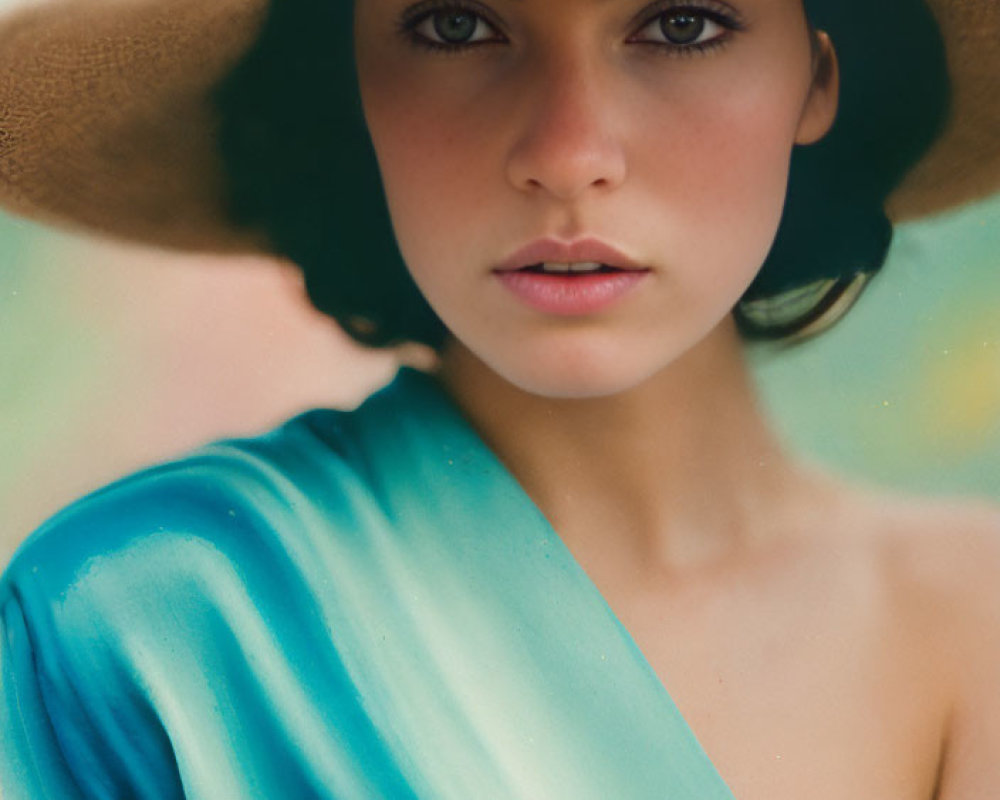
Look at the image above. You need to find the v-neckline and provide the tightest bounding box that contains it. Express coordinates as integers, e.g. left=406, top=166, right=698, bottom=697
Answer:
left=383, top=367, right=737, bottom=798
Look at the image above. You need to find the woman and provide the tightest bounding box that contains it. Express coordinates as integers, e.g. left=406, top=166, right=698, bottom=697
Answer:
left=1, top=0, right=998, bottom=797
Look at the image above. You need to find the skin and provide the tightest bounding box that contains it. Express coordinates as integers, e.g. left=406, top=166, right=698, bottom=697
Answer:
left=353, top=0, right=1000, bottom=796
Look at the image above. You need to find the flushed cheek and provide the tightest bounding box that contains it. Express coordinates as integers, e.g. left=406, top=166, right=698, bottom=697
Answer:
left=364, top=108, right=502, bottom=286
left=632, top=75, right=807, bottom=299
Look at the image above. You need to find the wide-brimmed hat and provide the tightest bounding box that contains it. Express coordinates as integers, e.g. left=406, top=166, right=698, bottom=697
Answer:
left=0, top=0, right=997, bottom=258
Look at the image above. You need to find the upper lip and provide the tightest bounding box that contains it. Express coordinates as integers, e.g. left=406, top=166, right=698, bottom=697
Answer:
left=495, top=237, right=647, bottom=272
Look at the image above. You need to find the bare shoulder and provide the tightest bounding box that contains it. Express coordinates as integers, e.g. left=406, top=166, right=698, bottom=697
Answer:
left=834, top=484, right=1000, bottom=798
left=831, top=482, right=1000, bottom=631
left=907, top=497, right=1000, bottom=799
left=862, top=489, right=1000, bottom=618
left=858, top=485, right=1000, bottom=570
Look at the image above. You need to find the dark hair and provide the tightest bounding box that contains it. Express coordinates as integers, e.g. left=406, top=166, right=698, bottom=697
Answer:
left=735, top=0, right=950, bottom=339
left=214, top=0, right=950, bottom=348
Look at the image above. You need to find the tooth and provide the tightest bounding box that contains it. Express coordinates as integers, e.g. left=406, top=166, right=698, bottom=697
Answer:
left=541, top=262, right=572, bottom=272
left=568, top=262, right=603, bottom=273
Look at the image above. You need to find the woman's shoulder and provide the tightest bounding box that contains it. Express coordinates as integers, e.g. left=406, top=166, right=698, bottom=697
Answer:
left=0, top=403, right=400, bottom=798
left=794, top=478, right=1000, bottom=794
left=1, top=368, right=448, bottom=617
left=1, top=404, right=372, bottom=612
left=794, top=473, right=1000, bottom=687
left=851, top=486, right=1000, bottom=613
left=817, top=478, right=1000, bottom=626
left=831, top=482, right=1000, bottom=789
left=862, top=492, right=1000, bottom=796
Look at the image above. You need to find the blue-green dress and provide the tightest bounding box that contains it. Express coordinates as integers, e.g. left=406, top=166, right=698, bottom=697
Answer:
left=1, top=367, right=735, bottom=798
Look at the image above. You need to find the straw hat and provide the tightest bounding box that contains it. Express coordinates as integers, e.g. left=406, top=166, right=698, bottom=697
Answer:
left=0, top=0, right=996, bottom=258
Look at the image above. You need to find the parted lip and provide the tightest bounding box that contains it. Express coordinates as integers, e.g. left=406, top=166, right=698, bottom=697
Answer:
left=494, top=237, right=647, bottom=272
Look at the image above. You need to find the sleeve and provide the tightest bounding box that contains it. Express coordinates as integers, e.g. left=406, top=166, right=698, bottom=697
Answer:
left=0, top=483, right=192, bottom=800
left=1, top=586, right=86, bottom=799
left=0, top=440, right=309, bottom=800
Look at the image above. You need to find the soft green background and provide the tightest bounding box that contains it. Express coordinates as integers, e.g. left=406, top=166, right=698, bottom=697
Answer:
left=750, top=194, right=1000, bottom=500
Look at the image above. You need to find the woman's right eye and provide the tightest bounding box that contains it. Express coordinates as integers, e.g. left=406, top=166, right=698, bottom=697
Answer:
left=401, top=4, right=504, bottom=52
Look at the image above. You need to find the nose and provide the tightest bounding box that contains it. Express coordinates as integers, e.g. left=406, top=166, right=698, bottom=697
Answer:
left=504, top=50, right=628, bottom=202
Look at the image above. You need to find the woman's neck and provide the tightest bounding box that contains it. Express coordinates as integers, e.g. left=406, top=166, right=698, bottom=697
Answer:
left=436, top=321, right=823, bottom=579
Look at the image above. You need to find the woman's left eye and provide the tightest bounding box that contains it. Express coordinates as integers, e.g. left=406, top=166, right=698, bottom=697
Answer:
left=629, top=8, right=734, bottom=51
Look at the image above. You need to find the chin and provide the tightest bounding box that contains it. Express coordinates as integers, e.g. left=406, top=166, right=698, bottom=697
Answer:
left=441, top=305, right=742, bottom=401
left=474, top=334, right=680, bottom=400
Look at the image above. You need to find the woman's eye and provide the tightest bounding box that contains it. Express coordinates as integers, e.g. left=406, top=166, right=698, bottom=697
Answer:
left=408, top=7, right=501, bottom=50
left=630, top=8, right=731, bottom=50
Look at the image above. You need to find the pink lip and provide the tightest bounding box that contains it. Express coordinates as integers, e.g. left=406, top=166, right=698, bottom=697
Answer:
left=493, top=236, right=650, bottom=315
left=495, top=270, right=649, bottom=315
left=495, top=236, right=645, bottom=272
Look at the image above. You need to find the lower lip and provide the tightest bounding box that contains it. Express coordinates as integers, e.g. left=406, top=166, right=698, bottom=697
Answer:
left=494, top=269, right=650, bottom=315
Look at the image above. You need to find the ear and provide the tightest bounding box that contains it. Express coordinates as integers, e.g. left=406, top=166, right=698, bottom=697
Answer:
left=794, top=29, right=839, bottom=145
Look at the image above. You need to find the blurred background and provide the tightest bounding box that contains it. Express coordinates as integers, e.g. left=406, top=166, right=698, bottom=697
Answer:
left=1, top=194, right=999, bottom=567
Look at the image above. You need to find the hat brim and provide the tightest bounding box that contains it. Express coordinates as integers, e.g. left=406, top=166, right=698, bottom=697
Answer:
left=0, top=0, right=273, bottom=253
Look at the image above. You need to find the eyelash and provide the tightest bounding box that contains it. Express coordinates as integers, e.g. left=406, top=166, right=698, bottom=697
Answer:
left=396, top=0, right=745, bottom=58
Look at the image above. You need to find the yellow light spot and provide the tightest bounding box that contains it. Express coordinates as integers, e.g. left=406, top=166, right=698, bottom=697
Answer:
left=913, top=308, right=1000, bottom=454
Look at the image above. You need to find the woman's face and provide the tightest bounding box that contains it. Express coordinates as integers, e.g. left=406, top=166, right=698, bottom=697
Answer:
left=353, top=0, right=838, bottom=397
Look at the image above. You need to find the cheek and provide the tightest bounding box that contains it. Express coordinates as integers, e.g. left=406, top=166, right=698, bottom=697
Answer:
left=357, top=72, right=495, bottom=271
left=631, top=68, right=805, bottom=292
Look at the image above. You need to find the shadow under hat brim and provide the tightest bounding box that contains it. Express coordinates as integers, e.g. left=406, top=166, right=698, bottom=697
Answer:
left=885, top=0, right=1000, bottom=220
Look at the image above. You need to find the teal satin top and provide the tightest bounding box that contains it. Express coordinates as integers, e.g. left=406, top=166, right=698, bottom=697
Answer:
left=1, top=367, right=734, bottom=798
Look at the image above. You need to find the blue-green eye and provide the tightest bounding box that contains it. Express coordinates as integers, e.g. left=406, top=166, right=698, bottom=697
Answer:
left=640, top=11, right=724, bottom=46
left=629, top=3, right=744, bottom=54
left=422, top=10, right=494, bottom=45
left=402, top=3, right=503, bottom=51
